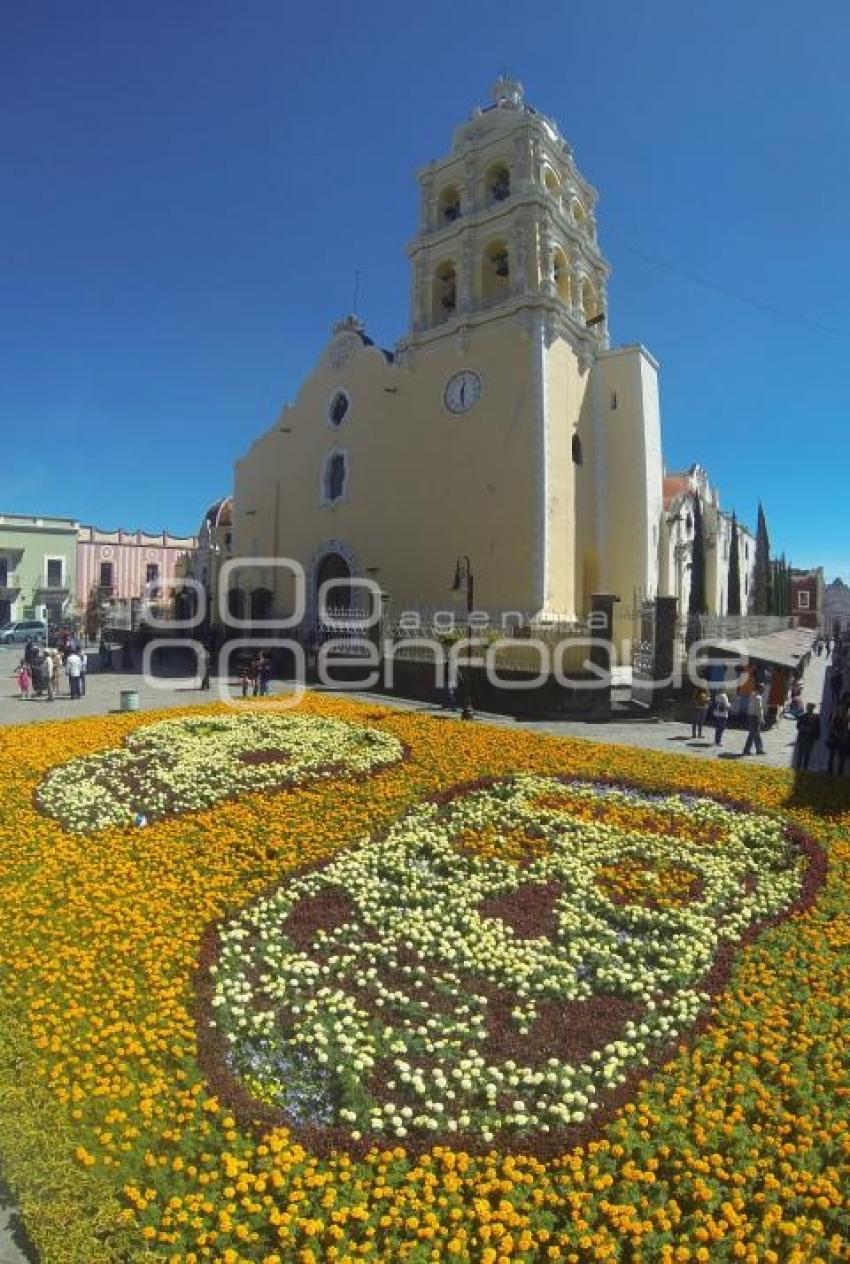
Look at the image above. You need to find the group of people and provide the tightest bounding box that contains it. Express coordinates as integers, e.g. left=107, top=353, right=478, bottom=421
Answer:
left=16, top=636, right=88, bottom=702
left=690, top=683, right=767, bottom=755
left=239, top=653, right=272, bottom=697
left=821, top=636, right=850, bottom=776
left=689, top=633, right=850, bottom=773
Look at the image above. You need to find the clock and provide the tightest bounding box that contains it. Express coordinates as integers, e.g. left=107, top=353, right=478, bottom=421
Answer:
left=444, top=369, right=482, bottom=414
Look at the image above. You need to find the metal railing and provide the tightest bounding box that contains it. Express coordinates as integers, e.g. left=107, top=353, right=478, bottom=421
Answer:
left=35, top=572, right=70, bottom=591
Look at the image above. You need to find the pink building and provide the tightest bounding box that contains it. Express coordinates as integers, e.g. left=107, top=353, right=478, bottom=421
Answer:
left=76, top=525, right=198, bottom=618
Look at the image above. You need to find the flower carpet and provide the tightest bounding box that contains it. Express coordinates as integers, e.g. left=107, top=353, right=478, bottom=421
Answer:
left=0, top=695, right=849, bottom=1262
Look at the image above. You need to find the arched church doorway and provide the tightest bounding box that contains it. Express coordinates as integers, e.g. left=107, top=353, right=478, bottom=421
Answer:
left=227, top=588, right=246, bottom=622
left=316, top=551, right=351, bottom=615
left=250, top=587, right=273, bottom=621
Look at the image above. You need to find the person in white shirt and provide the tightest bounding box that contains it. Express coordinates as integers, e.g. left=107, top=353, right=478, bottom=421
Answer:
left=713, top=689, right=730, bottom=748
left=78, top=648, right=88, bottom=696
left=742, top=686, right=765, bottom=755
left=65, top=650, right=82, bottom=700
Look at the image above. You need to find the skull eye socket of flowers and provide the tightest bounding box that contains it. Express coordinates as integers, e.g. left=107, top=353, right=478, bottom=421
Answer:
left=205, top=775, right=810, bottom=1153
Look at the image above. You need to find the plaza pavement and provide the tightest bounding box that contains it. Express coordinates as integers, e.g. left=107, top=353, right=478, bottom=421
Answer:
left=0, top=642, right=832, bottom=772
left=328, top=648, right=829, bottom=771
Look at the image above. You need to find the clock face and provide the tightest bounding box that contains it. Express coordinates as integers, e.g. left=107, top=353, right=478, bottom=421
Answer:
left=444, top=370, right=482, bottom=415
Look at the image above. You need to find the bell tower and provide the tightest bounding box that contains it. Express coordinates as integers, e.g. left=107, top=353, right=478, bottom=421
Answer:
left=405, top=76, right=611, bottom=358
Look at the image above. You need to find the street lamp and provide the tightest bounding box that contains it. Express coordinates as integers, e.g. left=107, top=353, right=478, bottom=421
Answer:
left=451, top=555, right=475, bottom=720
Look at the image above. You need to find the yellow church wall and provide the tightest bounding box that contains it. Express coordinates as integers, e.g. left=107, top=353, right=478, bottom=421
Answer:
left=542, top=335, right=593, bottom=618
left=591, top=345, right=663, bottom=645
left=234, top=317, right=544, bottom=622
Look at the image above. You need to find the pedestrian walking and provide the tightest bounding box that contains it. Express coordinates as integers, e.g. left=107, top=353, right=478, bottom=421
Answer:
left=16, top=662, right=31, bottom=700
left=78, top=648, right=88, bottom=696
left=240, top=662, right=251, bottom=698
left=742, top=687, right=766, bottom=756
left=200, top=647, right=211, bottom=691
left=830, top=665, right=843, bottom=706
left=251, top=656, right=260, bottom=697
left=65, top=649, right=82, bottom=699
left=827, top=697, right=850, bottom=776
left=691, top=685, right=710, bottom=739
left=713, top=689, right=730, bottom=747
left=794, top=703, right=821, bottom=771
left=49, top=649, right=62, bottom=698
left=258, top=654, right=271, bottom=697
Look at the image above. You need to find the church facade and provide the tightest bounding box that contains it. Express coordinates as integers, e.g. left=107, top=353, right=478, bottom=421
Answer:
left=234, top=80, right=738, bottom=642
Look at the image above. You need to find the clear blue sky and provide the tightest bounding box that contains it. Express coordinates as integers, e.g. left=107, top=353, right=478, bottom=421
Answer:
left=2, top=1, right=848, bottom=577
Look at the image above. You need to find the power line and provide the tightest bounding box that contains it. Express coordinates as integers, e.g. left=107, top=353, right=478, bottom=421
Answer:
left=616, top=240, right=850, bottom=339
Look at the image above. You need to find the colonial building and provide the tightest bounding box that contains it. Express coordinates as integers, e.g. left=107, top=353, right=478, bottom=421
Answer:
left=789, top=566, right=825, bottom=630
left=0, top=512, right=78, bottom=629
left=235, top=77, right=664, bottom=643
left=659, top=466, right=756, bottom=617
left=823, top=577, right=850, bottom=634
left=77, top=525, right=197, bottom=627
left=181, top=497, right=235, bottom=630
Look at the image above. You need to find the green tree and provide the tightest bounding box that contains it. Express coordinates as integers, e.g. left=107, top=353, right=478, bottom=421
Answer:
left=727, top=511, right=741, bottom=615
left=750, top=503, right=771, bottom=615
left=84, top=582, right=104, bottom=642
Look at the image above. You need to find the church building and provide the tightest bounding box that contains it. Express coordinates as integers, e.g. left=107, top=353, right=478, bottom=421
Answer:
left=234, top=78, right=667, bottom=637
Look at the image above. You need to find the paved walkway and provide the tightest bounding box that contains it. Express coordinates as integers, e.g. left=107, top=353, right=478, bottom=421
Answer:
left=0, top=647, right=256, bottom=727
left=0, top=646, right=832, bottom=773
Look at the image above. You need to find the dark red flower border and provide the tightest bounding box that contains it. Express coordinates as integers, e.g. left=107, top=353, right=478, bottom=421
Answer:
left=193, top=772, right=826, bottom=1161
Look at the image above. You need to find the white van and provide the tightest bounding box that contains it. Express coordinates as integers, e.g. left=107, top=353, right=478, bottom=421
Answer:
left=0, top=619, right=48, bottom=644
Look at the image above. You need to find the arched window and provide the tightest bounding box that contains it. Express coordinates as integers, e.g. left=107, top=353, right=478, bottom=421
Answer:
left=487, top=162, right=511, bottom=203
left=544, top=166, right=561, bottom=199
left=553, top=247, right=571, bottom=304
left=571, top=198, right=587, bottom=228
left=438, top=185, right=461, bottom=223
left=432, top=260, right=457, bottom=323
left=328, top=389, right=350, bottom=428
left=580, top=276, right=599, bottom=323
left=321, top=451, right=348, bottom=505
left=572, top=433, right=583, bottom=466
left=481, top=240, right=510, bottom=304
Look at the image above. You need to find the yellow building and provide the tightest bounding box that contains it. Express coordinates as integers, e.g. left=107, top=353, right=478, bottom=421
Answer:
left=235, top=78, right=664, bottom=639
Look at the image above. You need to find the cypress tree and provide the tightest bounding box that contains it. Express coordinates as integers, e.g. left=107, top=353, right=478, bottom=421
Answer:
left=751, top=503, right=771, bottom=615
left=688, top=495, right=708, bottom=615
left=727, top=511, right=741, bottom=615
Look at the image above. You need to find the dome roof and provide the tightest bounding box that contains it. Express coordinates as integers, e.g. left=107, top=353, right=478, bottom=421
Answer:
left=203, top=496, right=233, bottom=529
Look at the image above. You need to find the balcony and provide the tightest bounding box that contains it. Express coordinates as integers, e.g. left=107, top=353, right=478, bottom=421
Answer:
left=34, top=573, right=71, bottom=594
left=0, top=572, right=21, bottom=596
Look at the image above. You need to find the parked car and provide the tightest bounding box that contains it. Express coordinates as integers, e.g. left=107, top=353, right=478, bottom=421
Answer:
left=0, top=619, right=48, bottom=644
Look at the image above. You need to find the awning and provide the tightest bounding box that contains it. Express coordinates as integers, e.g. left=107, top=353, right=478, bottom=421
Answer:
left=698, top=627, right=817, bottom=671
